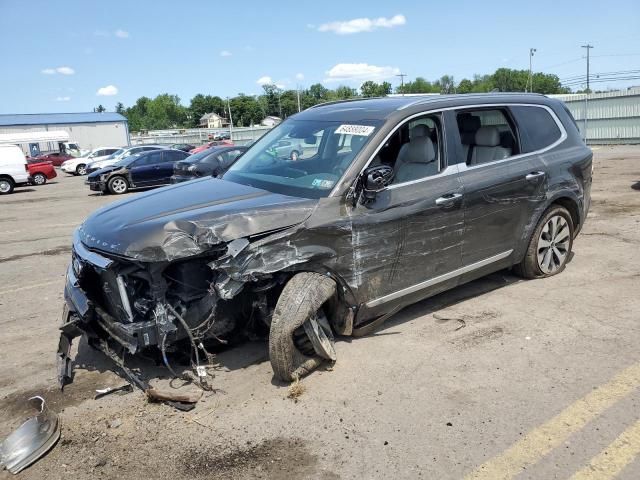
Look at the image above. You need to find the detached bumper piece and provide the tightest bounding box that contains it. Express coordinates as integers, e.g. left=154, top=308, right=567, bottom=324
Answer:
left=0, top=396, right=60, bottom=474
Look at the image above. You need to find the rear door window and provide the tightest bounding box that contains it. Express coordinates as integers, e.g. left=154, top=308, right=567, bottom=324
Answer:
left=455, top=108, right=520, bottom=165
left=510, top=106, right=562, bottom=153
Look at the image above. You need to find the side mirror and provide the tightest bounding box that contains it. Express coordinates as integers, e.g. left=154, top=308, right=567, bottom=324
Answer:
left=360, top=165, right=394, bottom=203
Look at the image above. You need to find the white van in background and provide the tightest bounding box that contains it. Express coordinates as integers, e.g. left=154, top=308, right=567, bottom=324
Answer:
left=0, top=145, right=30, bottom=194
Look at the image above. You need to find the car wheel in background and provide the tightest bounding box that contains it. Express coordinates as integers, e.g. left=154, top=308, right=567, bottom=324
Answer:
left=76, top=164, right=87, bottom=175
left=32, top=173, right=47, bottom=185
left=269, top=272, right=337, bottom=381
left=0, top=177, right=15, bottom=194
left=290, top=150, right=300, bottom=161
left=107, top=176, right=129, bottom=195
left=515, top=205, right=574, bottom=279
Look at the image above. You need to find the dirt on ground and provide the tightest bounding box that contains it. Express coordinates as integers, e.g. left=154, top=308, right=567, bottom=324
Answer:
left=1, top=146, right=639, bottom=479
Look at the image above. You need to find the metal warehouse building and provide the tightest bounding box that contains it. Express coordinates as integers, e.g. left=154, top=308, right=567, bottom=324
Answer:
left=549, top=87, right=640, bottom=144
left=0, top=112, right=130, bottom=155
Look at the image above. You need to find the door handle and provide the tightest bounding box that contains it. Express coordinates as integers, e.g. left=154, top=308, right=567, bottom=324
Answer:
left=435, top=193, right=463, bottom=206
left=525, top=171, right=545, bottom=181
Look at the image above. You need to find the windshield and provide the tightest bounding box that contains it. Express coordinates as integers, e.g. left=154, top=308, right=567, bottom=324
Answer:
left=223, top=119, right=380, bottom=199
left=106, top=148, right=125, bottom=160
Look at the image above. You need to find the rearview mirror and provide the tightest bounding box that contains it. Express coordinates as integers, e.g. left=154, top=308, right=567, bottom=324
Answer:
left=361, top=165, right=394, bottom=203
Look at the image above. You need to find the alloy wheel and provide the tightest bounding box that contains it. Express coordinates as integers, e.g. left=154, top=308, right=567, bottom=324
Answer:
left=537, top=215, right=570, bottom=274
left=0, top=180, right=11, bottom=193
left=77, top=165, right=87, bottom=175
left=33, top=173, right=46, bottom=185
left=111, top=178, right=127, bottom=194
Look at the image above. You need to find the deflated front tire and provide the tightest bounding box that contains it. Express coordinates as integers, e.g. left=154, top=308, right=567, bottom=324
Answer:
left=269, top=272, right=337, bottom=381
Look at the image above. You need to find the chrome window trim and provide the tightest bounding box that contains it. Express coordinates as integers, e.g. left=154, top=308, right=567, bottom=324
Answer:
left=365, top=249, right=513, bottom=308
left=334, top=102, right=567, bottom=196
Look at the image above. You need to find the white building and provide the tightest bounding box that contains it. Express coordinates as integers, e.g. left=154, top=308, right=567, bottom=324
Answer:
left=260, top=116, right=282, bottom=127
left=0, top=112, right=129, bottom=155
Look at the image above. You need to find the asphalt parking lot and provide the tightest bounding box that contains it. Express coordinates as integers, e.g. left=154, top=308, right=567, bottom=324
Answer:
left=1, top=145, right=639, bottom=479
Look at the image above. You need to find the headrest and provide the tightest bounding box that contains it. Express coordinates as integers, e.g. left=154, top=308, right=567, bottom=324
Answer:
left=350, top=135, right=366, bottom=150
left=458, top=114, right=481, bottom=133
left=405, top=137, right=436, bottom=164
left=410, top=124, right=430, bottom=140
left=475, top=126, right=500, bottom=147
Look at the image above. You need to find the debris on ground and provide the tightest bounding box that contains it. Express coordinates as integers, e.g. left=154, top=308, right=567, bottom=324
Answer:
left=0, top=396, right=60, bottom=474
left=287, top=379, right=306, bottom=402
left=146, top=387, right=203, bottom=411
left=94, top=384, right=133, bottom=400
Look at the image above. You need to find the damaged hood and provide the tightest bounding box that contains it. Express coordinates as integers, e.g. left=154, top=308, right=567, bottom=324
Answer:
left=78, top=178, right=317, bottom=262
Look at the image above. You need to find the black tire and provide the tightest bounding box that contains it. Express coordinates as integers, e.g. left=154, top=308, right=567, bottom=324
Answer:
left=76, top=164, right=87, bottom=175
left=290, top=150, right=300, bottom=161
left=269, top=272, right=336, bottom=381
left=32, top=172, right=47, bottom=185
left=515, top=205, right=574, bottom=279
left=0, top=177, right=14, bottom=195
left=107, top=176, right=129, bottom=195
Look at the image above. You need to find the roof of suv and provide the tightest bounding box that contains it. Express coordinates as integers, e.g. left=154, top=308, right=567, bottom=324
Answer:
left=295, top=93, right=558, bottom=122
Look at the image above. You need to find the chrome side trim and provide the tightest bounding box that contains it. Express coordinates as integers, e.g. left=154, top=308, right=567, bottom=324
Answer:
left=365, top=250, right=513, bottom=308
left=73, top=229, right=113, bottom=269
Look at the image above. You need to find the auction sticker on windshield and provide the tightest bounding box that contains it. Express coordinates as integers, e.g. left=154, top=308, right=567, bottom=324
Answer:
left=335, top=125, right=375, bottom=136
left=312, top=179, right=335, bottom=189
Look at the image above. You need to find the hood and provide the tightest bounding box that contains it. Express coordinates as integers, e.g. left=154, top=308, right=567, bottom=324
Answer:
left=78, top=178, right=318, bottom=262
left=87, top=165, right=119, bottom=178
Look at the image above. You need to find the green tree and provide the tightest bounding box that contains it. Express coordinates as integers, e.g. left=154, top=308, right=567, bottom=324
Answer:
left=188, top=94, right=225, bottom=128
left=115, top=102, right=125, bottom=114
left=360, top=81, right=391, bottom=97
left=95, top=104, right=106, bottom=113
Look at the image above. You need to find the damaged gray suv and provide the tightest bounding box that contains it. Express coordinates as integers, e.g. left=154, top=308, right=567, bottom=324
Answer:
left=59, top=93, right=592, bottom=387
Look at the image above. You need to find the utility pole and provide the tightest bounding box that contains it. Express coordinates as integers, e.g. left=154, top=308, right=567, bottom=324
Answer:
left=528, top=48, right=537, bottom=92
left=396, top=73, right=407, bottom=94
left=581, top=44, right=594, bottom=92
left=226, top=97, right=233, bottom=140
left=296, top=85, right=301, bottom=113
left=581, top=44, right=594, bottom=143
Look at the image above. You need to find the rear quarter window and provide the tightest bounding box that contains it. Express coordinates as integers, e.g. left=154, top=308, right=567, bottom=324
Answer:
left=510, top=106, right=562, bottom=153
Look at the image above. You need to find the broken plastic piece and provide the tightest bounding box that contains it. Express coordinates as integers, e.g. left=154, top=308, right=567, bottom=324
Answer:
left=94, top=384, right=134, bottom=400
left=0, top=396, right=60, bottom=474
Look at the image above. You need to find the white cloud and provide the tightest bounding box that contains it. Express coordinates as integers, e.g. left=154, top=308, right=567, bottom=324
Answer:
left=220, top=50, right=232, bottom=57
left=114, top=29, right=130, bottom=38
left=295, top=72, right=304, bottom=81
left=41, top=66, right=75, bottom=75
left=55, top=96, right=71, bottom=102
left=324, top=63, right=400, bottom=82
left=97, top=85, right=118, bottom=96
left=56, top=66, right=75, bottom=75
left=256, top=76, right=272, bottom=85
left=318, top=14, right=406, bottom=35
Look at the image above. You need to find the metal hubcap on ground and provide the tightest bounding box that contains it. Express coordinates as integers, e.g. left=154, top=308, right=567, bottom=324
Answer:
left=112, top=178, right=127, bottom=193
left=34, top=174, right=45, bottom=185
left=537, top=215, right=570, bottom=274
left=0, top=180, right=10, bottom=193
left=302, top=312, right=337, bottom=361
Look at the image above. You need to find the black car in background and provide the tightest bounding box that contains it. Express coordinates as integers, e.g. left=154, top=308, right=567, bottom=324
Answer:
left=169, top=143, right=196, bottom=152
left=170, top=145, right=247, bottom=183
left=86, top=148, right=190, bottom=194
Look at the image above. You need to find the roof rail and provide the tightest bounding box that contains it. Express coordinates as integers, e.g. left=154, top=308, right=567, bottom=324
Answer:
left=308, top=97, right=384, bottom=109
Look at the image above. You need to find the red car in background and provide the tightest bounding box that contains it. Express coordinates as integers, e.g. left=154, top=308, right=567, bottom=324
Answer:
left=189, top=140, right=234, bottom=155
left=31, top=151, right=74, bottom=166
left=27, top=159, right=57, bottom=185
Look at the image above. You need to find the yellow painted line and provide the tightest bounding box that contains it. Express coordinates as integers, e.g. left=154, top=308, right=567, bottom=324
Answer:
left=569, top=419, right=640, bottom=480
left=0, top=280, right=60, bottom=296
left=464, top=362, right=640, bottom=480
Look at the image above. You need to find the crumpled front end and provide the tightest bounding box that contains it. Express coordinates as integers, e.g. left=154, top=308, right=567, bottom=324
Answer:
left=57, top=228, right=298, bottom=388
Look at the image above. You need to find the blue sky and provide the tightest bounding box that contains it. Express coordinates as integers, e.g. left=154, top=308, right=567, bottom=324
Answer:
left=1, top=0, right=639, bottom=113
